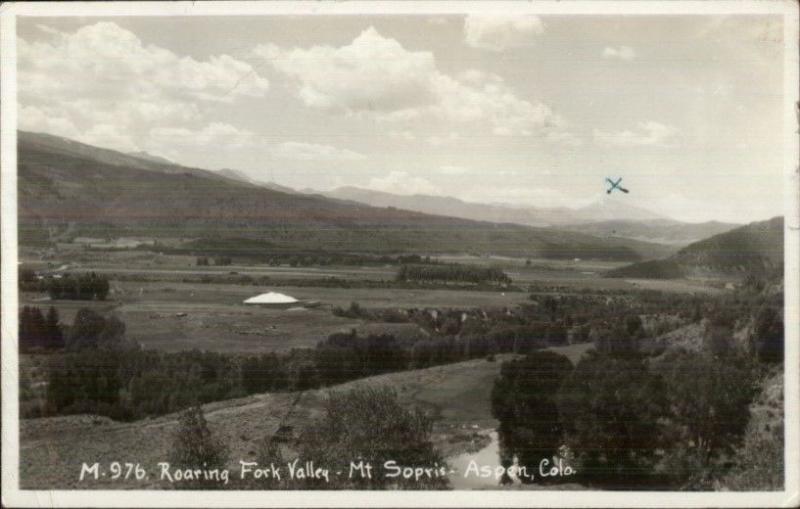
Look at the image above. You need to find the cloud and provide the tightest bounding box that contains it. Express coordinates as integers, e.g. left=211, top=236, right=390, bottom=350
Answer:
left=439, top=165, right=469, bottom=175
left=146, top=124, right=365, bottom=162
left=463, top=15, right=545, bottom=51
left=80, top=124, right=140, bottom=152
left=18, top=105, right=80, bottom=139
left=257, top=28, right=569, bottom=139
left=602, top=46, right=636, bottom=61
left=271, top=142, right=366, bottom=161
left=367, top=171, right=440, bottom=195
left=594, top=121, right=678, bottom=147
left=17, top=22, right=270, bottom=152
left=19, top=22, right=269, bottom=104
left=254, top=27, right=437, bottom=114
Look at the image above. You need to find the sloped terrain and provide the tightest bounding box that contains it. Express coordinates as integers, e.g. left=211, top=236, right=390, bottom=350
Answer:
left=606, top=217, right=783, bottom=279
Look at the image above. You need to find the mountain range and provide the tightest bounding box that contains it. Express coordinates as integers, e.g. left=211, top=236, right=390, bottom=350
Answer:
left=321, top=186, right=666, bottom=227
left=320, top=186, right=741, bottom=245
left=17, top=131, right=672, bottom=261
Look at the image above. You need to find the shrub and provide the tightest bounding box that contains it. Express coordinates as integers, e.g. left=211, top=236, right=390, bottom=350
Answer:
left=751, top=306, right=783, bottom=363
left=297, top=387, right=448, bottom=489
left=170, top=404, right=229, bottom=488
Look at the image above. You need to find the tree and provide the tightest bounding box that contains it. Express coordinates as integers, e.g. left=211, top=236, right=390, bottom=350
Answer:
left=170, top=404, right=229, bottom=488
left=557, top=351, right=667, bottom=487
left=625, top=315, right=644, bottom=338
left=44, top=306, right=64, bottom=349
left=66, top=309, right=129, bottom=351
left=491, top=351, right=573, bottom=478
left=19, top=306, right=47, bottom=351
left=297, top=387, right=448, bottom=489
left=751, top=306, right=783, bottom=363
left=67, top=308, right=108, bottom=350
left=664, top=351, right=758, bottom=464
left=593, top=327, right=638, bottom=357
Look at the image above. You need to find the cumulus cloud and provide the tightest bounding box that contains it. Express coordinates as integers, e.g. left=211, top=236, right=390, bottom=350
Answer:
left=594, top=121, right=678, bottom=147
left=602, top=46, right=636, bottom=61
left=271, top=142, right=366, bottom=161
left=19, top=105, right=80, bottom=139
left=17, top=22, right=270, bottom=152
left=367, top=171, right=440, bottom=195
left=254, top=27, right=437, bottom=114
left=463, top=15, right=544, bottom=51
left=257, top=28, right=569, bottom=139
left=19, top=22, right=269, bottom=104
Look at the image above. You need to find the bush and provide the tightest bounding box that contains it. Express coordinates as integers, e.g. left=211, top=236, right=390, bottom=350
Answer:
left=297, top=387, right=448, bottom=489
left=170, top=405, right=229, bottom=488
left=751, top=306, right=783, bottom=363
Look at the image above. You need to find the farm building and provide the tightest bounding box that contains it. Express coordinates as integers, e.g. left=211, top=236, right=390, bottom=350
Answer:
left=243, top=291, right=299, bottom=307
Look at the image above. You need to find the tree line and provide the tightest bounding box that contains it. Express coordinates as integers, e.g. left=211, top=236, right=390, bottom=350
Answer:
left=47, top=273, right=110, bottom=300
left=396, top=264, right=511, bottom=286
left=491, top=345, right=766, bottom=489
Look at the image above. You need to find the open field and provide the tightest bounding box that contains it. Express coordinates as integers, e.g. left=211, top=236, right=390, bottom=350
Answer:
left=21, top=277, right=537, bottom=354
left=20, top=250, right=726, bottom=356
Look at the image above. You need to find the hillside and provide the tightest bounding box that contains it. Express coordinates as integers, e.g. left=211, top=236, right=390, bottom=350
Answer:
left=606, top=217, right=784, bottom=279
left=17, top=131, right=671, bottom=261
left=561, top=219, right=738, bottom=246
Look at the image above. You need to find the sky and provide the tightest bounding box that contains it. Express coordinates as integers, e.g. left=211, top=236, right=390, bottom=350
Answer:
left=16, top=13, right=786, bottom=223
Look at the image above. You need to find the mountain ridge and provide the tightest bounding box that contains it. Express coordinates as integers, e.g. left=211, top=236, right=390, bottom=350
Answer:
left=17, top=130, right=672, bottom=261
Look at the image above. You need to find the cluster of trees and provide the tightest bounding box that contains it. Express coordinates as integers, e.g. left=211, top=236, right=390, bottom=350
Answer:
left=45, top=273, right=110, bottom=300
left=397, top=264, right=511, bottom=286
left=196, top=256, right=233, bottom=266
left=492, top=347, right=762, bottom=489
left=19, top=306, right=64, bottom=351
left=170, top=238, right=439, bottom=268
left=19, top=267, right=41, bottom=292
left=46, top=348, right=243, bottom=420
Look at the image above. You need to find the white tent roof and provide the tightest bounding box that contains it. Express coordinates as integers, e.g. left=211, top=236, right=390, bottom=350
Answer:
left=243, top=292, right=299, bottom=305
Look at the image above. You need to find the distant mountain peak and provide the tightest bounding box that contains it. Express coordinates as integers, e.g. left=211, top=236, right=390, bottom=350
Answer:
left=576, top=195, right=665, bottom=222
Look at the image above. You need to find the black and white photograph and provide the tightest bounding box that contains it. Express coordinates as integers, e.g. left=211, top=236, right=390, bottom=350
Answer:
left=1, top=1, right=798, bottom=507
